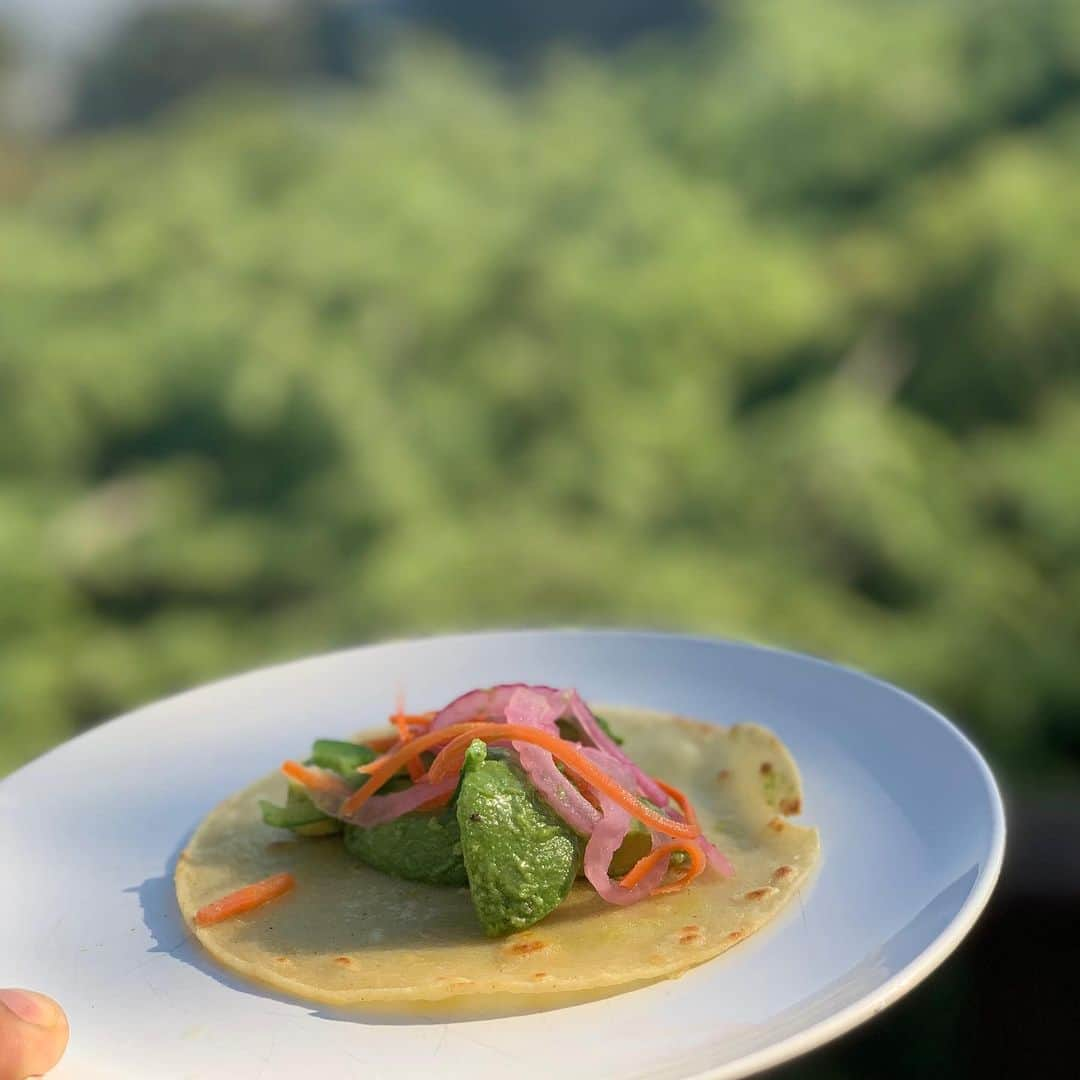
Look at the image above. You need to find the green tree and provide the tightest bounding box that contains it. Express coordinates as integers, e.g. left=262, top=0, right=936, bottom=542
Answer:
left=1, top=2, right=1078, bottom=788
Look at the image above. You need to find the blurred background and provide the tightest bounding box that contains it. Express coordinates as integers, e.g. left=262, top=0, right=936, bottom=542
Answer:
left=0, top=0, right=1076, bottom=1074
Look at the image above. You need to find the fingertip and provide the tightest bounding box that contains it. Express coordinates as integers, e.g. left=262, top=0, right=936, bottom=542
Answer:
left=0, top=989, right=69, bottom=1079
left=0, top=990, right=62, bottom=1031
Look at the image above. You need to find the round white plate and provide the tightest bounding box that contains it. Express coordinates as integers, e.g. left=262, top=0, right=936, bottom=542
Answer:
left=0, top=630, right=1005, bottom=1079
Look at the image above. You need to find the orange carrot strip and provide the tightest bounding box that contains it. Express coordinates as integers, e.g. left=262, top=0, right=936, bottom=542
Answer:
left=392, top=697, right=426, bottom=782
left=652, top=842, right=708, bottom=895
left=654, top=778, right=699, bottom=832
left=194, top=872, right=296, bottom=927
left=392, top=699, right=411, bottom=743
left=619, top=841, right=707, bottom=895
left=339, top=722, right=700, bottom=840
left=393, top=711, right=436, bottom=728
left=361, top=713, right=460, bottom=773
left=425, top=731, right=480, bottom=782
left=281, top=760, right=349, bottom=796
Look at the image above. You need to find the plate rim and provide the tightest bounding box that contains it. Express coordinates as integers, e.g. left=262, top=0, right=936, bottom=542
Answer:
left=1, top=627, right=1007, bottom=1079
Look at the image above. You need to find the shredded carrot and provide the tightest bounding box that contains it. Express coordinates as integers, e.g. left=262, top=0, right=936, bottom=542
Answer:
left=619, top=841, right=707, bottom=896
left=360, top=714, right=441, bottom=770
left=392, top=694, right=426, bottom=782
left=425, top=730, right=483, bottom=782
left=395, top=711, right=436, bottom=728
left=654, top=778, right=699, bottom=832
left=337, top=722, right=700, bottom=840
left=282, top=760, right=350, bottom=796
left=194, top=872, right=296, bottom=927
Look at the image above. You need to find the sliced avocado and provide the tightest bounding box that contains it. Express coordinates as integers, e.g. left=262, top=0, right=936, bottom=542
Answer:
left=608, top=817, right=652, bottom=877
left=343, top=811, right=467, bottom=886
left=259, top=794, right=342, bottom=836
left=457, top=740, right=582, bottom=937
left=260, top=736, right=376, bottom=837
left=309, top=738, right=378, bottom=774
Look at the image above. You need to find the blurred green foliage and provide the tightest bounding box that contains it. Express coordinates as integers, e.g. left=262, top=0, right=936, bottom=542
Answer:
left=1, top=0, right=1078, bottom=785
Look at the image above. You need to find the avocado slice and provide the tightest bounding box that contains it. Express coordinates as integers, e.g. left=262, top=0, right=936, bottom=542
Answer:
left=456, top=739, right=582, bottom=937
left=259, top=789, right=342, bottom=837
left=607, top=817, right=652, bottom=877
left=259, top=737, right=376, bottom=837
left=343, top=810, right=467, bottom=886
left=308, top=738, right=378, bottom=773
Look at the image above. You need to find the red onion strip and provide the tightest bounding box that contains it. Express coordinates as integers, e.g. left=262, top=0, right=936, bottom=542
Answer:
left=567, top=691, right=669, bottom=807
left=296, top=767, right=458, bottom=829
left=429, top=683, right=564, bottom=732
left=507, top=688, right=600, bottom=836
left=583, top=797, right=672, bottom=905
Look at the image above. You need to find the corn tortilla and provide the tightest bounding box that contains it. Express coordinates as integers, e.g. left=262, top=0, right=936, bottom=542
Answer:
left=176, top=708, right=820, bottom=1004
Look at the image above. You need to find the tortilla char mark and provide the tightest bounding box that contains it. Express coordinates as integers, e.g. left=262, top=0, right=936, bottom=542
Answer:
left=505, top=938, right=547, bottom=957
left=741, top=886, right=780, bottom=902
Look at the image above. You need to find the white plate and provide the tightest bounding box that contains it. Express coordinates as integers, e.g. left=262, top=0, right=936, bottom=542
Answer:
left=0, top=630, right=1005, bottom=1079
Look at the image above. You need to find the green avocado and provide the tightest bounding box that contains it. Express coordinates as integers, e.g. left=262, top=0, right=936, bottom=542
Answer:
left=259, top=788, right=340, bottom=835
left=259, top=738, right=375, bottom=837
left=593, top=799, right=690, bottom=878
left=343, top=810, right=467, bottom=886
left=456, top=739, right=582, bottom=937
left=309, top=738, right=378, bottom=773
left=260, top=779, right=344, bottom=837
left=607, top=816, right=652, bottom=877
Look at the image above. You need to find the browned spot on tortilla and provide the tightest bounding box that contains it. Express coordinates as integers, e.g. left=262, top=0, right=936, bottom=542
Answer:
left=716, top=769, right=731, bottom=781
left=273, top=956, right=289, bottom=963
left=334, top=956, right=352, bottom=966
left=532, top=972, right=548, bottom=980
left=727, top=930, right=745, bottom=942
left=767, top=817, right=785, bottom=832
left=506, top=939, right=546, bottom=956
left=681, top=924, right=701, bottom=933
left=759, top=762, right=773, bottom=775
left=679, top=931, right=703, bottom=945
left=779, top=796, right=801, bottom=815
left=743, top=887, right=775, bottom=902
left=772, top=865, right=794, bottom=882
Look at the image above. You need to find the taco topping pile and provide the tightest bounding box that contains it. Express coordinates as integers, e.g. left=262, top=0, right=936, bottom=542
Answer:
left=199, top=685, right=733, bottom=937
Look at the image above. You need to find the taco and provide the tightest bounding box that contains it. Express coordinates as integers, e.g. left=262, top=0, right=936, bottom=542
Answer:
left=175, top=685, right=819, bottom=1004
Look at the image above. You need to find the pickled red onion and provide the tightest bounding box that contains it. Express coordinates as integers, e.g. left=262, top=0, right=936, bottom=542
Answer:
left=582, top=796, right=671, bottom=905
left=567, top=691, right=669, bottom=807
left=507, top=688, right=600, bottom=836
left=428, top=683, right=564, bottom=732
left=346, top=777, right=459, bottom=828
left=286, top=764, right=458, bottom=829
